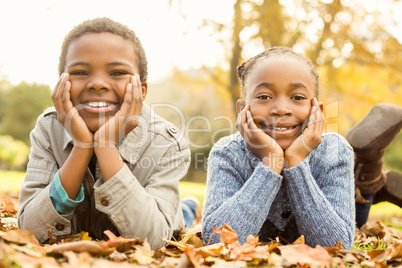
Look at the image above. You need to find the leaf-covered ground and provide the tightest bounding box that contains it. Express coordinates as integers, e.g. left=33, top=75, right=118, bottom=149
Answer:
left=1, top=192, right=402, bottom=267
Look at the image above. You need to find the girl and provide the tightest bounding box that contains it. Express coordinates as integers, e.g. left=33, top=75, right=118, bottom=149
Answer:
left=18, top=17, right=192, bottom=249
left=202, top=47, right=355, bottom=249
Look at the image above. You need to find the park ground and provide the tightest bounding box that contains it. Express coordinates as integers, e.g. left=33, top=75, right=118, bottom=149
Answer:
left=1, top=170, right=402, bottom=267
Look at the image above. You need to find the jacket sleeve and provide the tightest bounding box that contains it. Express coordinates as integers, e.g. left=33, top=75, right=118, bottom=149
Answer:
left=202, top=140, right=283, bottom=245
left=18, top=112, right=75, bottom=243
left=92, top=143, right=190, bottom=249
left=282, top=133, right=355, bottom=249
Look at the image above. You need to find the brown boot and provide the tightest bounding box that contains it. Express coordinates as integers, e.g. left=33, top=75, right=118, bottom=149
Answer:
left=373, top=171, right=402, bottom=208
left=346, top=103, right=402, bottom=195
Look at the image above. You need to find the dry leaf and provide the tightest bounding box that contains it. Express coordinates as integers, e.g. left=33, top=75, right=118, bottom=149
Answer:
left=47, top=240, right=115, bottom=256
left=212, top=223, right=238, bottom=246
left=0, top=229, right=39, bottom=245
left=133, top=241, right=154, bottom=265
left=280, top=243, right=331, bottom=266
left=387, top=242, right=402, bottom=260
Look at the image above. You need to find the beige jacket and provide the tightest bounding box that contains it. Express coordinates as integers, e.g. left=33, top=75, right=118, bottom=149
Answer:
left=18, top=104, right=190, bottom=249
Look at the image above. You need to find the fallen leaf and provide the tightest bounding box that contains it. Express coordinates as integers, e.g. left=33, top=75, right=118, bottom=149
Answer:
left=211, top=223, right=238, bottom=246
left=280, top=243, right=331, bottom=267
left=0, top=229, right=39, bottom=245
left=47, top=240, right=115, bottom=256
left=387, top=242, right=402, bottom=260
left=292, top=235, right=305, bottom=245
left=100, top=232, right=141, bottom=252
left=368, top=249, right=388, bottom=263
left=133, top=241, right=154, bottom=265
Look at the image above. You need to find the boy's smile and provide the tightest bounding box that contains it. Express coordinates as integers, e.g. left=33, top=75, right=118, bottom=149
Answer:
left=64, top=32, right=145, bottom=132
left=244, top=56, right=317, bottom=150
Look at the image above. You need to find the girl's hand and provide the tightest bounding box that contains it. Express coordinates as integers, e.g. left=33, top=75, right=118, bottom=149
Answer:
left=237, top=105, right=284, bottom=174
left=51, top=73, right=94, bottom=148
left=94, top=74, right=143, bottom=148
left=284, top=98, right=324, bottom=168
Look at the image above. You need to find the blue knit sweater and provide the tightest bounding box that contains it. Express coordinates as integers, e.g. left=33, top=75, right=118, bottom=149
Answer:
left=202, top=132, right=355, bottom=249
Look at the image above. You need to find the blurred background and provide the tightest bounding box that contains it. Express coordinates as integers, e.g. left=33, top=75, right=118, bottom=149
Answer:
left=0, top=0, right=401, bottom=183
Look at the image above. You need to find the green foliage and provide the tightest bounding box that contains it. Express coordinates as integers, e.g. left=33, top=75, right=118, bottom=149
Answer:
left=383, top=133, right=402, bottom=173
left=0, top=170, right=25, bottom=192
left=0, top=136, right=30, bottom=171
left=351, top=240, right=388, bottom=252
left=0, top=81, right=53, bottom=145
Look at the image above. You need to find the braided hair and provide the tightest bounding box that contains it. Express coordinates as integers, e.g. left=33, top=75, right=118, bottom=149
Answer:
left=237, top=47, right=319, bottom=98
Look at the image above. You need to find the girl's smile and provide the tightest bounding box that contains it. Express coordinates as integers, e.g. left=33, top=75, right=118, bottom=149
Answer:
left=244, top=56, right=317, bottom=150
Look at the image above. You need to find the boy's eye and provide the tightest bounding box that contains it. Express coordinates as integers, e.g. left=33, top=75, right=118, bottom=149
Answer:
left=257, top=95, right=271, bottom=100
left=292, top=96, right=306, bottom=101
left=70, top=71, right=88, bottom=76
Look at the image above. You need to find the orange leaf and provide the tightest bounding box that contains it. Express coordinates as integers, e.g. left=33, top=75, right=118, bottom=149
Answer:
left=47, top=240, right=115, bottom=256
left=213, top=223, right=238, bottom=245
left=0, top=229, right=39, bottom=245
left=387, top=242, right=402, bottom=260
left=280, top=244, right=331, bottom=267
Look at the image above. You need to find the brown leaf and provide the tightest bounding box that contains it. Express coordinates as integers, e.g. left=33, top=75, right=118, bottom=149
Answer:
left=0, top=229, right=39, bottom=245
left=280, top=244, right=331, bottom=267
left=100, top=232, right=141, bottom=252
left=179, top=232, right=203, bottom=248
left=387, top=242, right=402, bottom=260
left=368, top=249, right=388, bottom=263
left=133, top=242, right=154, bottom=265
left=212, top=223, right=238, bottom=245
left=47, top=240, right=115, bottom=256
left=291, top=235, right=305, bottom=245
left=325, top=240, right=344, bottom=257
left=165, top=240, right=188, bottom=251
left=198, top=243, right=226, bottom=258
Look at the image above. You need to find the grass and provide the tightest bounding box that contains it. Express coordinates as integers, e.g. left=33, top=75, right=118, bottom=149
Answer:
left=0, top=170, right=207, bottom=204
left=2, top=170, right=402, bottom=216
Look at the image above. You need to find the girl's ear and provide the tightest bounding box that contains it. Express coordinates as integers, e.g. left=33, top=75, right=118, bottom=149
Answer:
left=318, top=101, right=324, bottom=113
left=236, top=99, right=245, bottom=114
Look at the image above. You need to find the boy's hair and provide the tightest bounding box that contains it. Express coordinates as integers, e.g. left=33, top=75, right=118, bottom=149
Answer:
left=237, top=47, right=319, bottom=98
left=58, top=17, right=148, bottom=82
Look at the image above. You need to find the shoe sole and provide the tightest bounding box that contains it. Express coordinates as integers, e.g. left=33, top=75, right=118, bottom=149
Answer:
left=346, top=103, right=402, bottom=150
left=382, top=171, right=402, bottom=208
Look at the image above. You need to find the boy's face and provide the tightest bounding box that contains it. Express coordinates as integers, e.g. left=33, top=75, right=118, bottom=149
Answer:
left=242, top=56, right=318, bottom=150
left=64, top=32, right=147, bottom=132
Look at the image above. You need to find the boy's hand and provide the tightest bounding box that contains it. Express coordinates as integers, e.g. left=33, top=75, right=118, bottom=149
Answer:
left=284, top=98, right=324, bottom=168
left=237, top=105, right=284, bottom=174
left=94, top=74, right=143, bottom=148
left=52, top=73, right=94, bottom=148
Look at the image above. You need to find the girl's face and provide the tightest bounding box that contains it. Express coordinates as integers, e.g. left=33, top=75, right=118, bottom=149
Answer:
left=243, top=56, right=319, bottom=150
left=64, top=32, right=147, bottom=132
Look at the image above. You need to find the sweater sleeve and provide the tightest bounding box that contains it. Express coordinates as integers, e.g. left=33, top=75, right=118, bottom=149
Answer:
left=202, top=138, right=283, bottom=245
left=282, top=133, right=355, bottom=249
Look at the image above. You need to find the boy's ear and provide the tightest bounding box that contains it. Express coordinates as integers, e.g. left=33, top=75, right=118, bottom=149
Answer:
left=236, top=99, right=245, bottom=114
left=141, top=82, right=148, bottom=101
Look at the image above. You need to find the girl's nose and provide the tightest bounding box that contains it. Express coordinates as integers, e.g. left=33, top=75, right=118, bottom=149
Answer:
left=270, top=99, right=292, bottom=117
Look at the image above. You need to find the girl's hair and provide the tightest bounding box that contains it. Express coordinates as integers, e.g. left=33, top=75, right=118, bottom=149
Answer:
left=237, top=47, right=319, bottom=98
left=58, top=17, right=148, bottom=82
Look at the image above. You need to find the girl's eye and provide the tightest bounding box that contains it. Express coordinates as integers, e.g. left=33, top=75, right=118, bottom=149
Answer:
left=257, top=95, right=271, bottom=100
left=292, top=96, right=306, bottom=101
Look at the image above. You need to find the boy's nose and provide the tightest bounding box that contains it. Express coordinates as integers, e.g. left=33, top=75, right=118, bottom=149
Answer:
left=87, top=74, right=109, bottom=91
left=270, top=99, right=292, bottom=117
